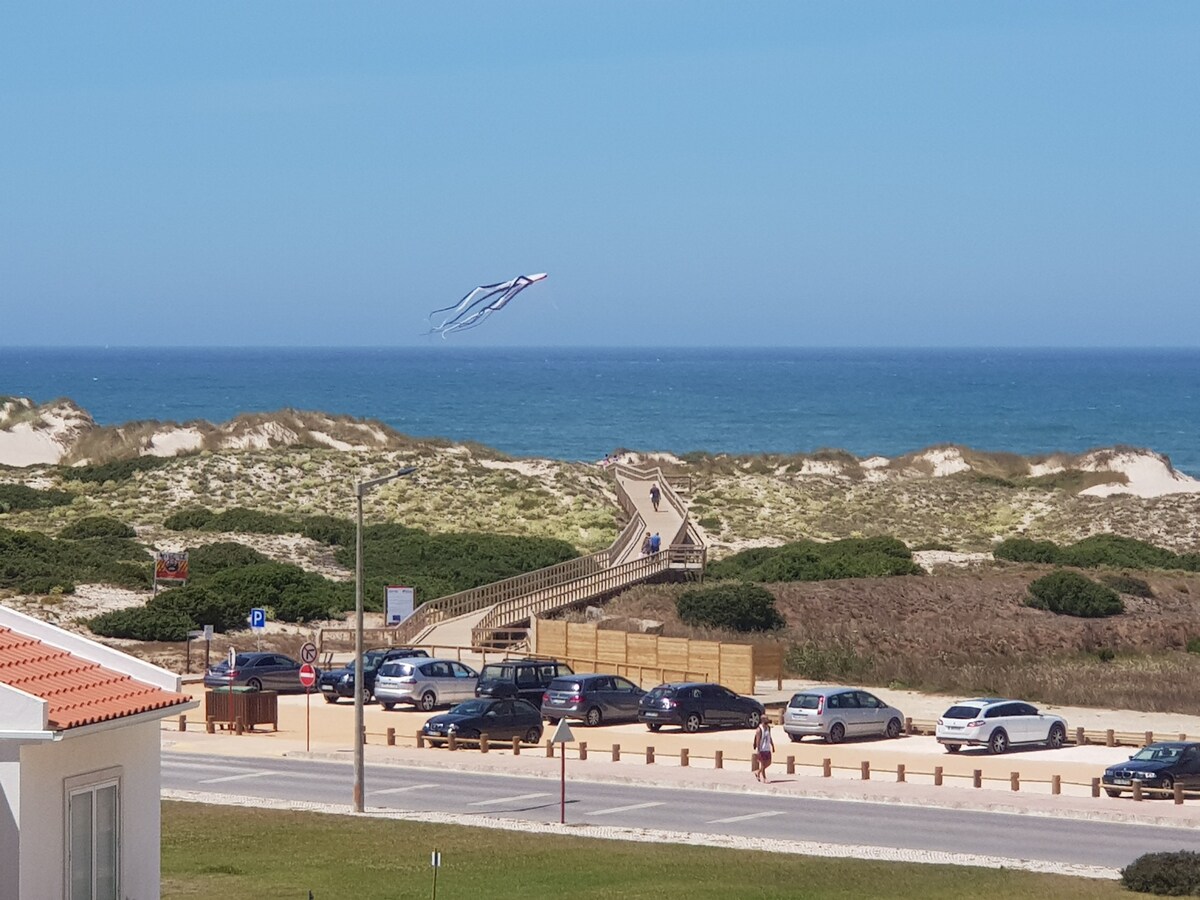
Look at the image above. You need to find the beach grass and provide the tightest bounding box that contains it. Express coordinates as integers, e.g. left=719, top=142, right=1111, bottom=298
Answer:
left=160, top=801, right=1120, bottom=899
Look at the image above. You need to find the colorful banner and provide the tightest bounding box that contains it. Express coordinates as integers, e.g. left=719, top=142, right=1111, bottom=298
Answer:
left=155, top=551, right=189, bottom=584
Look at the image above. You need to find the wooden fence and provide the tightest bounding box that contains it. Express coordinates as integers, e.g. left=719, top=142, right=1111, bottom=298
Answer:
left=533, top=619, right=782, bottom=695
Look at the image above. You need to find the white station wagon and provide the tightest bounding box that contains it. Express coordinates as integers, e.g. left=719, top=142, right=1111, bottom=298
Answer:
left=935, top=698, right=1067, bottom=754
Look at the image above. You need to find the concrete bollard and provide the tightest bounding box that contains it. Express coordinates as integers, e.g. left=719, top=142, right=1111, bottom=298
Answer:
left=1052, top=775, right=1061, bottom=795
left=860, top=761, right=870, bottom=781
left=786, top=755, right=795, bottom=775
left=178, top=714, right=187, bottom=732
left=714, top=750, right=723, bottom=769
left=1145, top=731, right=1154, bottom=747
left=1175, top=782, right=1185, bottom=805
left=416, top=732, right=424, bottom=749
left=1133, top=781, right=1143, bottom=802
left=1092, top=777, right=1101, bottom=798
left=386, top=727, right=395, bottom=746
left=1011, top=772, right=1020, bottom=792
left=612, top=743, right=621, bottom=762
left=646, top=746, right=655, bottom=765
left=480, top=734, right=489, bottom=754
left=934, top=766, right=943, bottom=787
left=1106, top=729, right=1115, bottom=747
left=823, top=758, right=832, bottom=778
left=546, top=739, right=554, bottom=758
left=904, top=716, right=913, bottom=735
left=512, top=736, right=521, bottom=755
left=680, top=748, right=689, bottom=767
left=206, top=717, right=215, bottom=735
left=579, top=741, right=587, bottom=761
left=1076, top=726, right=1086, bottom=746
left=897, top=764, right=906, bottom=783
left=973, top=769, right=982, bottom=789
left=1181, top=733, right=1189, bottom=742
left=448, top=733, right=457, bottom=751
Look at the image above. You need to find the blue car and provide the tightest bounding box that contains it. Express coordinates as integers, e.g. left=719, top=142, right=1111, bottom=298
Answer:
left=1103, top=742, right=1200, bottom=797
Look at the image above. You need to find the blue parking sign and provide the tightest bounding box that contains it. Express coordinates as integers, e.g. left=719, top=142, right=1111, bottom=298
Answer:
left=250, top=607, right=266, bottom=629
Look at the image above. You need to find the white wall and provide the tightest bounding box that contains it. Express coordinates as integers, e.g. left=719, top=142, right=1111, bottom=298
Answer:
left=19, top=721, right=162, bottom=900
left=0, top=745, right=21, bottom=900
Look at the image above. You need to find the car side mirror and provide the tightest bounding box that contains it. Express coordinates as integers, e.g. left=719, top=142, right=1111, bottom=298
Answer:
left=1129, top=754, right=1135, bottom=760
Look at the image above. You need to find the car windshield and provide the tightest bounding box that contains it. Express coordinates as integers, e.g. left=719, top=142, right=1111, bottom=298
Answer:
left=480, top=665, right=513, bottom=681
left=646, top=686, right=677, bottom=699
left=1132, top=746, right=1182, bottom=762
left=548, top=679, right=581, bottom=692
left=789, top=694, right=820, bottom=709
left=449, top=700, right=490, bottom=716
left=379, top=662, right=412, bottom=677
left=943, top=705, right=985, bottom=719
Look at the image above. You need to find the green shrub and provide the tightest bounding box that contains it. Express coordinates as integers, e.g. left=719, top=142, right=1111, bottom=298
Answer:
left=60, top=456, right=168, bottom=484
left=1186, top=637, right=1200, bottom=656
left=0, top=484, right=73, bottom=513
left=202, top=508, right=302, bottom=534
left=1099, top=573, right=1154, bottom=598
left=994, top=538, right=1061, bottom=564
left=676, top=582, right=784, bottom=632
left=0, top=525, right=150, bottom=594
left=1025, top=570, right=1124, bottom=618
left=88, top=607, right=194, bottom=642
left=300, top=515, right=354, bottom=546
left=59, top=516, right=136, bottom=539
left=164, top=507, right=215, bottom=530
left=785, top=641, right=872, bottom=681
left=186, top=541, right=269, bottom=576
left=708, top=536, right=920, bottom=583
left=1060, top=535, right=1177, bottom=570
left=1121, top=850, right=1200, bottom=895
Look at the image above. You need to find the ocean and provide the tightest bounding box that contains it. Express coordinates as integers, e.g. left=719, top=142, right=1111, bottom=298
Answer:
left=2, top=347, right=1198, bottom=474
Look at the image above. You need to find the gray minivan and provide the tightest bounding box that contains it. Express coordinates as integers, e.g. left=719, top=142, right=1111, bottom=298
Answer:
left=541, top=673, right=646, bottom=726
left=374, top=658, right=479, bottom=711
left=782, top=687, right=904, bottom=744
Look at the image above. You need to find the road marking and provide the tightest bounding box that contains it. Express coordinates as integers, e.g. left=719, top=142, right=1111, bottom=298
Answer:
left=590, top=802, right=665, bottom=816
left=373, top=783, right=440, bottom=795
left=198, top=771, right=279, bottom=784
left=707, top=811, right=786, bottom=824
left=469, top=793, right=550, bottom=807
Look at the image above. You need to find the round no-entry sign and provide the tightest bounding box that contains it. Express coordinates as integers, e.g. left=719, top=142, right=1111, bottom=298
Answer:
left=298, top=663, right=317, bottom=688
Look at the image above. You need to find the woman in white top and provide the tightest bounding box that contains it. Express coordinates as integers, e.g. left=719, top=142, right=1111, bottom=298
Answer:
left=754, top=715, right=775, bottom=783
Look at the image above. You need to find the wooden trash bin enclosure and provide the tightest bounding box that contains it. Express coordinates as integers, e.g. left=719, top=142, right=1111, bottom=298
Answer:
left=205, top=688, right=279, bottom=733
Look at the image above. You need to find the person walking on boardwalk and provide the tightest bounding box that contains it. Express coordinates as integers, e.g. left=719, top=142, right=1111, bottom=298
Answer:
left=754, top=714, right=775, bottom=782
left=649, top=532, right=661, bottom=554
left=640, top=532, right=653, bottom=556
left=649, top=483, right=661, bottom=512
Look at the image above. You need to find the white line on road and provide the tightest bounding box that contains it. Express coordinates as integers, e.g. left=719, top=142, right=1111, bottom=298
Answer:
left=590, top=802, right=666, bottom=817
left=198, top=771, right=279, bottom=784
left=469, top=793, right=550, bottom=807
left=707, top=811, right=787, bottom=824
left=373, top=784, right=440, bottom=795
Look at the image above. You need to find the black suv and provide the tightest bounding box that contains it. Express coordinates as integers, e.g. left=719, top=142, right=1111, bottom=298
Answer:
left=637, top=682, right=765, bottom=733
left=318, top=647, right=429, bottom=703
left=475, top=659, right=574, bottom=707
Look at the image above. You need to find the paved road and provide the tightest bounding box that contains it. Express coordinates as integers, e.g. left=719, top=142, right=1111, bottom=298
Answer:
left=163, top=751, right=1200, bottom=869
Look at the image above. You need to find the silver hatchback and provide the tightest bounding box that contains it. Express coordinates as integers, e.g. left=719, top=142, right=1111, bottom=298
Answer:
left=374, top=658, right=479, bottom=711
left=783, top=686, right=905, bottom=744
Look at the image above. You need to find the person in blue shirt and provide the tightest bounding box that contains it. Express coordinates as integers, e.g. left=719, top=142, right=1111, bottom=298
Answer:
left=649, top=532, right=661, bottom=553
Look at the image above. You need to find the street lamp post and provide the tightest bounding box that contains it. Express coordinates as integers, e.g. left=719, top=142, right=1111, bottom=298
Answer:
left=353, top=466, right=416, bottom=813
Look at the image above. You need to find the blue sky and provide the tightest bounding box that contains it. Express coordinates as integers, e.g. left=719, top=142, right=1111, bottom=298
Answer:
left=2, top=2, right=1197, bottom=347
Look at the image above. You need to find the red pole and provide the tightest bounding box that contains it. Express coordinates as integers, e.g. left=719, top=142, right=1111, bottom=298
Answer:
left=560, top=745, right=566, bottom=824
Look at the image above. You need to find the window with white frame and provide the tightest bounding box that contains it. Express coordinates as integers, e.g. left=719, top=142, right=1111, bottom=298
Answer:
left=65, top=768, right=121, bottom=900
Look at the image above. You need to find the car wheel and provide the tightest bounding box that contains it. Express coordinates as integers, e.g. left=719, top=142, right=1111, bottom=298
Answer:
left=988, top=729, right=1009, bottom=754
left=246, top=678, right=263, bottom=692
left=945, top=743, right=961, bottom=754
left=525, top=726, right=543, bottom=744
left=827, top=722, right=846, bottom=744
left=323, top=695, right=338, bottom=704
left=788, top=733, right=803, bottom=743
left=746, top=710, right=762, bottom=728
left=646, top=723, right=662, bottom=732
left=1047, top=723, right=1066, bottom=749
left=886, top=718, right=902, bottom=739
left=420, top=691, right=437, bottom=712
left=1159, top=776, right=1175, bottom=797
left=585, top=707, right=603, bottom=727
left=1105, top=788, right=1122, bottom=798
left=546, top=716, right=560, bottom=725
left=683, top=713, right=702, bottom=733
left=381, top=702, right=395, bottom=711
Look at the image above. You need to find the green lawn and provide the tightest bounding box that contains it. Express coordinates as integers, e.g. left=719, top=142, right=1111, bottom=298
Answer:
left=161, top=801, right=1125, bottom=899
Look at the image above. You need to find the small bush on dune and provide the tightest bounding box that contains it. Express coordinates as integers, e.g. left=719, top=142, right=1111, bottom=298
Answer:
left=0, top=525, right=150, bottom=594
left=59, top=516, right=135, bottom=539
left=88, top=607, right=194, bottom=642
left=202, top=508, right=301, bottom=534
left=994, top=537, right=1061, bottom=564
left=709, top=536, right=920, bottom=583
left=186, top=541, right=269, bottom=576
left=1099, top=573, right=1154, bottom=598
left=164, top=507, right=215, bottom=530
left=60, top=456, right=168, bottom=484
left=0, top=484, right=73, bottom=513
left=301, top=515, right=354, bottom=546
left=1121, top=850, right=1200, bottom=895
left=1060, top=535, right=1177, bottom=570
left=1025, top=570, right=1124, bottom=618
left=676, top=582, right=785, bottom=632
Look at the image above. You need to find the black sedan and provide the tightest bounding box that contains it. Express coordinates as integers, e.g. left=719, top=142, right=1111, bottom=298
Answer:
left=422, top=698, right=544, bottom=746
left=638, top=682, right=765, bottom=733
left=318, top=647, right=429, bottom=703
left=1103, top=741, right=1200, bottom=797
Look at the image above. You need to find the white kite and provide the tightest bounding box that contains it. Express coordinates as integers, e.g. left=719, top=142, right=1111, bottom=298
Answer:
left=427, top=273, right=548, bottom=337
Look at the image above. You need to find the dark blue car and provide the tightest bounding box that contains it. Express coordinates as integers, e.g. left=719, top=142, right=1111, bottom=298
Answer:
left=1103, top=742, right=1200, bottom=796
left=318, top=647, right=429, bottom=703
left=423, top=698, right=544, bottom=746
